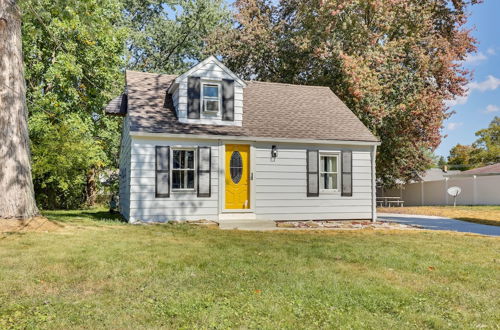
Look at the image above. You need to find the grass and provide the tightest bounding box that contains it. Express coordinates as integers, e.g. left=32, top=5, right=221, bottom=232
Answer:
left=0, top=209, right=499, bottom=329
left=378, top=205, right=500, bottom=226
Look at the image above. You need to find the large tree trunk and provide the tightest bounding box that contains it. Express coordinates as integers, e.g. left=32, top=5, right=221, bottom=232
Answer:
left=0, top=0, right=39, bottom=218
left=85, top=167, right=97, bottom=207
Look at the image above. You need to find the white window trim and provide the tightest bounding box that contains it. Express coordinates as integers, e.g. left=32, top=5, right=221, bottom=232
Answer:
left=171, top=148, right=197, bottom=192
left=319, top=152, right=340, bottom=193
left=201, top=81, right=221, bottom=114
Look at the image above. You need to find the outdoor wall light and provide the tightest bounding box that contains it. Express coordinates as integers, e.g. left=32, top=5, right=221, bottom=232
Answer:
left=271, top=145, right=278, bottom=158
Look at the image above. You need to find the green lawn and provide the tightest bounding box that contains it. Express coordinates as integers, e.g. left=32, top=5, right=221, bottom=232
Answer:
left=0, top=209, right=499, bottom=329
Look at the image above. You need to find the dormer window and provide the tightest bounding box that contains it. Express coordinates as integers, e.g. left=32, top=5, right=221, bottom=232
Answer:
left=202, top=83, right=220, bottom=113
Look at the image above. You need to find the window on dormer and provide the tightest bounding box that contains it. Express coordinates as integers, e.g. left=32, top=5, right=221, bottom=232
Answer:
left=202, top=83, right=220, bottom=113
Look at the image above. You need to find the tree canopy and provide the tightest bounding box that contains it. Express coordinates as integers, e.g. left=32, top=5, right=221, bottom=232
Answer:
left=208, top=0, right=480, bottom=186
left=448, top=116, right=500, bottom=170
left=123, top=0, right=230, bottom=73
left=21, top=0, right=126, bottom=208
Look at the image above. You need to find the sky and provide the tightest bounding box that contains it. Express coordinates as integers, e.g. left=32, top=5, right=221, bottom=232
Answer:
left=436, top=0, right=500, bottom=157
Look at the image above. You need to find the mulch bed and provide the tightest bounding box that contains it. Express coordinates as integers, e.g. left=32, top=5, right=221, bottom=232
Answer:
left=276, top=220, right=419, bottom=230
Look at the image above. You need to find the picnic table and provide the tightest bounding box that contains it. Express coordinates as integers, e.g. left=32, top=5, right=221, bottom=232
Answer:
left=376, top=196, right=404, bottom=207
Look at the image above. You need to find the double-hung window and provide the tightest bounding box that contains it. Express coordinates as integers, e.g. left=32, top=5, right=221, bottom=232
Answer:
left=202, top=83, right=220, bottom=113
left=172, top=149, right=195, bottom=190
left=320, top=153, right=339, bottom=192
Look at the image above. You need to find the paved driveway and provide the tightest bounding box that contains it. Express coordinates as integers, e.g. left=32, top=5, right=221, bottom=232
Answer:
left=379, top=213, right=500, bottom=237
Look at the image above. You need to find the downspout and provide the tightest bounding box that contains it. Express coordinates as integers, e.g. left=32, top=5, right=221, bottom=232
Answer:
left=371, top=144, right=377, bottom=222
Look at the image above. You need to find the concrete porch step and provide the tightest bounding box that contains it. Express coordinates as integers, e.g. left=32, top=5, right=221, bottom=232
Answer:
left=218, top=219, right=277, bottom=231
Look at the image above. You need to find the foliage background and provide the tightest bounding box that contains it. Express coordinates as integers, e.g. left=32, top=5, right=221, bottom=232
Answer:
left=21, top=0, right=126, bottom=209
left=447, top=116, right=500, bottom=169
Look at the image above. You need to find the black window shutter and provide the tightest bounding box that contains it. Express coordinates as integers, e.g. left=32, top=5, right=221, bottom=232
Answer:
left=197, top=147, right=211, bottom=197
left=341, top=151, right=353, bottom=197
left=222, top=79, right=235, bottom=121
left=155, top=146, right=170, bottom=198
left=306, top=150, right=319, bottom=197
left=187, top=76, right=201, bottom=119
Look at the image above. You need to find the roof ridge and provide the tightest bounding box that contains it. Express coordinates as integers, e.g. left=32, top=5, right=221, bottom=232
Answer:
left=245, top=80, right=330, bottom=89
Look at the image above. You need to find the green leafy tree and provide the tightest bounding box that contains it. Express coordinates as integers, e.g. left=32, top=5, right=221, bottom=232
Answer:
left=447, top=117, right=500, bottom=170
left=472, top=116, right=500, bottom=165
left=21, top=0, right=126, bottom=208
left=123, top=0, right=230, bottom=73
left=208, top=0, right=480, bottom=186
left=447, top=144, right=477, bottom=170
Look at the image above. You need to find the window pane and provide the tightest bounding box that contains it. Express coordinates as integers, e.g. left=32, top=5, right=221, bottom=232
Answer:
left=321, top=156, right=337, bottom=173
left=173, top=150, right=181, bottom=169
left=186, top=151, right=194, bottom=169
left=172, top=170, right=181, bottom=189
left=172, top=169, right=195, bottom=189
left=203, top=85, right=218, bottom=98
left=230, top=151, right=243, bottom=184
left=330, top=156, right=337, bottom=172
left=180, top=150, right=186, bottom=168
left=320, top=173, right=330, bottom=189
left=172, top=150, right=196, bottom=190
left=173, top=150, right=194, bottom=169
left=321, top=173, right=338, bottom=190
left=205, top=100, right=219, bottom=112
left=187, top=170, right=195, bottom=189
left=331, top=173, right=338, bottom=189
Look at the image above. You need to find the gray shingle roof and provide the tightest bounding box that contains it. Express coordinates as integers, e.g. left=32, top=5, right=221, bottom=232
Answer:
left=417, top=168, right=461, bottom=182
left=457, top=163, right=500, bottom=175
left=107, top=70, right=378, bottom=142
left=105, top=93, right=127, bottom=116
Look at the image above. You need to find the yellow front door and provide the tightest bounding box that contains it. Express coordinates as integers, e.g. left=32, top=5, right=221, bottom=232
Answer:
left=225, top=144, right=250, bottom=209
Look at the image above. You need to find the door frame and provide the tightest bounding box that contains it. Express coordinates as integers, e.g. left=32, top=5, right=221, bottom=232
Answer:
left=219, top=141, right=255, bottom=213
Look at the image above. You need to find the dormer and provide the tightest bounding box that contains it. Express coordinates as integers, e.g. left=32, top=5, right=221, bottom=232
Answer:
left=168, top=56, right=247, bottom=126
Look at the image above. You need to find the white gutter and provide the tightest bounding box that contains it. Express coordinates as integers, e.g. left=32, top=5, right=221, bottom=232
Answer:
left=130, top=131, right=381, bottom=146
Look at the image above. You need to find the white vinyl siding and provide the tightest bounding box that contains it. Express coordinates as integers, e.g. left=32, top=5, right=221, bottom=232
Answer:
left=125, top=136, right=374, bottom=223
left=128, top=137, right=219, bottom=222
left=175, top=60, right=244, bottom=126
left=253, top=144, right=373, bottom=221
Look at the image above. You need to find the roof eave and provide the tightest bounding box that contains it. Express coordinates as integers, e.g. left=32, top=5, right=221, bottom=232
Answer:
left=129, top=131, right=381, bottom=146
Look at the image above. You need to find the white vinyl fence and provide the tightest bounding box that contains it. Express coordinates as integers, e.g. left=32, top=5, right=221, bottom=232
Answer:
left=383, top=174, right=500, bottom=206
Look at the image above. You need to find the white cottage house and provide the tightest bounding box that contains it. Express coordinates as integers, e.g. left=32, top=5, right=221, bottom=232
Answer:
left=105, top=56, right=380, bottom=223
